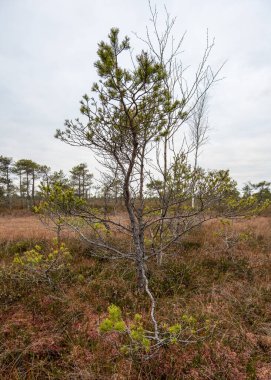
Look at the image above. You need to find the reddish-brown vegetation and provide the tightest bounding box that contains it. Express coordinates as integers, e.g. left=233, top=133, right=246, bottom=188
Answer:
left=0, top=214, right=270, bottom=379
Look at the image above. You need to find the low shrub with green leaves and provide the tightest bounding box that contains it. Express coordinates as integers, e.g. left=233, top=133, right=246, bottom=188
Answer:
left=13, top=239, right=71, bottom=267
left=99, top=304, right=212, bottom=356
left=0, top=240, right=73, bottom=303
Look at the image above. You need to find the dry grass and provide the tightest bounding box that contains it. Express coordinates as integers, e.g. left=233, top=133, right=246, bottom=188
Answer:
left=0, top=214, right=75, bottom=242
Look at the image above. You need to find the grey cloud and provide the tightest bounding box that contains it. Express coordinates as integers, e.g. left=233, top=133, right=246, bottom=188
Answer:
left=0, top=0, right=270, bottom=185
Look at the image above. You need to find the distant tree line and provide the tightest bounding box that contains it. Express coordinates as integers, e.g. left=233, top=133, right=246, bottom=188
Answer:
left=1, top=154, right=271, bottom=212
left=242, top=181, right=271, bottom=203
left=0, top=155, right=93, bottom=209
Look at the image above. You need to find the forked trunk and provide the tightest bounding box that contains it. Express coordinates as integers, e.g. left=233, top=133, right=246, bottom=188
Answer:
left=136, top=257, right=145, bottom=290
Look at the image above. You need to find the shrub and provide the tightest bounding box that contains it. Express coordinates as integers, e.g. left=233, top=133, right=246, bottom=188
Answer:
left=99, top=304, right=212, bottom=356
left=0, top=240, right=73, bottom=306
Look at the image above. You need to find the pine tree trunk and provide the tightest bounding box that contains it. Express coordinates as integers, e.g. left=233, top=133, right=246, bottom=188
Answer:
left=32, top=171, right=35, bottom=206
left=6, top=168, right=11, bottom=209
left=26, top=172, right=30, bottom=209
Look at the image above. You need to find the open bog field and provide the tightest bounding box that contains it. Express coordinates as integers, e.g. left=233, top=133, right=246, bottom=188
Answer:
left=0, top=214, right=55, bottom=241
left=0, top=213, right=271, bottom=379
left=1, top=212, right=270, bottom=240
left=0, top=213, right=78, bottom=242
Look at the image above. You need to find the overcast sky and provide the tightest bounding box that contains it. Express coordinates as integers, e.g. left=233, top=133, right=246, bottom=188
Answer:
left=0, top=0, right=270, bottom=187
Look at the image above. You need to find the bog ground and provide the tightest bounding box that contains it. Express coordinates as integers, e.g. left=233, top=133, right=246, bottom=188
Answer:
left=0, top=212, right=270, bottom=379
